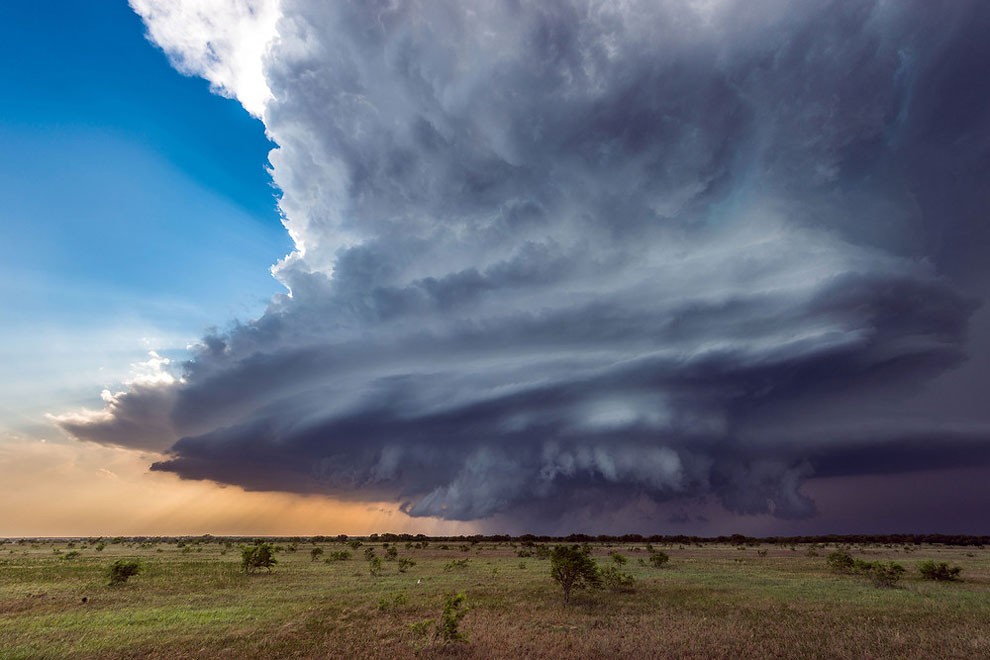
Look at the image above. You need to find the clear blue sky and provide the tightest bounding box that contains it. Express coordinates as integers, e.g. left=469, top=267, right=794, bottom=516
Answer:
left=0, top=1, right=289, bottom=432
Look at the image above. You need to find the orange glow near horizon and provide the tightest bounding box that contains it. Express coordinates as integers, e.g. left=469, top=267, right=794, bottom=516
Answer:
left=0, top=437, right=479, bottom=538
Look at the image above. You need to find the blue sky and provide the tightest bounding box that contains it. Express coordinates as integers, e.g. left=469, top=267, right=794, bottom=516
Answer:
left=0, top=1, right=289, bottom=431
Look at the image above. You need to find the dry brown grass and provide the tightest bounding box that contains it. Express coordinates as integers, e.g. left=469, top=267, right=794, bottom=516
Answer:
left=1, top=540, right=988, bottom=658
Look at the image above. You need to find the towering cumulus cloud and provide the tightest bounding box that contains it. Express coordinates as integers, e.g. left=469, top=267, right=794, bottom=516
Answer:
left=58, top=0, right=990, bottom=526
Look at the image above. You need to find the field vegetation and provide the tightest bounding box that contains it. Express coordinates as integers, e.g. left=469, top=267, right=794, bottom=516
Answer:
left=1, top=535, right=988, bottom=658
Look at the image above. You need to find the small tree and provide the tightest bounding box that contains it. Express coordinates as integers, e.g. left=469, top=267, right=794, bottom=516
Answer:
left=310, top=547, right=324, bottom=562
left=550, top=545, right=600, bottom=604
left=369, top=555, right=384, bottom=576
left=918, top=560, right=962, bottom=581
left=241, top=543, right=277, bottom=574
left=108, top=559, right=142, bottom=586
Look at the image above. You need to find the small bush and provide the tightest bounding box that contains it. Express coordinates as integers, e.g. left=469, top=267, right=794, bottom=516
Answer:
left=327, top=550, right=352, bottom=561
left=108, top=559, right=142, bottom=586
left=369, top=555, right=384, bottom=576
left=310, top=547, right=324, bottom=561
left=854, top=559, right=905, bottom=588
left=443, top=558, right=470, bottom=572
left=62, top=550, right=81, bottom=560
left=610, top=552, right=628, bottom=565
left=411, top=592, right=469, bottom=647
left=241, top=543, right=277, bottom=574
left=827, top=550, right=855, bottom=573
left=378, top=591, right=409, bottom=612
left=918, top=560, right=962, bottom=581
left=648, top=551, right=670, bottom=568
left=398, top=558, right=416, bottom=573
left=385, top=546, right=399, bottom=561
left=363, top=547, right=376, bottom=561
left=599, top=566, right=636, bottom=592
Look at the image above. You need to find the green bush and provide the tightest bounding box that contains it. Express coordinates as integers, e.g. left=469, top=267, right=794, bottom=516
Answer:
left=648, top=551, right=670, bottom=568
left=385, top=546, right=399, bottom=561
left=826, top=550, right=855, bottom=573
left=310, top=547, right=324, bottom=561
left=599, top=565, right=636, bottom=592
left=853, top=559, right=904, bottom=588
left=610, top=552, right=628, bottom=565
left=918, top=560, right=962, bottom=581
left=398, top=558, right=416, bottom=573
left=326, top=550, right=352, bottom=561
left=443, top=558, right=470, bottom=572
left=241, top=543, right=277, bottom=574
left=108, top=559, right=142, bottom=586
left=411, top=592, right=469, bottom=646
left=368, top=555, right=384, bottom=576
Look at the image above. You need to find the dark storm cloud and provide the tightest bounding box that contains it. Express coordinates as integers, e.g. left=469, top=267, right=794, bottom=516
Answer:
left=60, top=0, right=990, bottom=527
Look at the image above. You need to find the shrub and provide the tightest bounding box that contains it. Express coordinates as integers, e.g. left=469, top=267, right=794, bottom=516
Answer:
left=918, top=560, right=962, bottom=581
left=369, top=555, right=384, bottom=576
left=550, top=545, right=600, bottom=604
left=854, top=560, right=905, bottom=588
left=108, top=559, right=142, bottom=586
left=363, top=547, right=376, bottom=561
left=310, top=547, right=324, bottom=561
left=398, top=558, right=416, bottom=573
left=327, top=550, right=352, bottom=561
left=385, top=546, right=399, bottom=561
left=443, top=558, right=470, bottom=572
left=241, top=543, right=278, bottom=574
left=827, top=550, right=855, bottom=573
left=95, top=542, right=106, bottom=552
left=599, top=566, right=636, bottom=592
left=62, top=550, right=81, bottom=560
left=411, top=592, right=469, bottom=647
left=610, top=552, right=628, bottom=565
left=347, top=539, right=362, bottom=550
left=378, top=591, right=409, bottom=612
left=648, top=551, right=670, bottom=568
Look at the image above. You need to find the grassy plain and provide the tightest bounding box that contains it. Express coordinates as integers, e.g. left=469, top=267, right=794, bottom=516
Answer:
left=1, top=538, right=988, bottom=658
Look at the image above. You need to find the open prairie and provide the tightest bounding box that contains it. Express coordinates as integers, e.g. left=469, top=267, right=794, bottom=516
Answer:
left=1, top=538, right=988, bottom=659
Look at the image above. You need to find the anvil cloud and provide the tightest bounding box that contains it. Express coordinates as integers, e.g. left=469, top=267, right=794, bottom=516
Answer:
left=56, top=0, right=990, bottom=527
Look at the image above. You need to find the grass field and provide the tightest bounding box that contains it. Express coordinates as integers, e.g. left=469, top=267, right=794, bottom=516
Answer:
left=1, top=538, right=988, bottom=658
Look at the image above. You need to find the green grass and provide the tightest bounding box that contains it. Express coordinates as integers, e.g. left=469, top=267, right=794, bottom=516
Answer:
left=1, top=540, right=988, bottom=658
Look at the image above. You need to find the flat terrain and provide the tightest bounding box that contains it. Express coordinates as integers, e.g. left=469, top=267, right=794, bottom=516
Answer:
left=1, top=539, right=988, bottom=658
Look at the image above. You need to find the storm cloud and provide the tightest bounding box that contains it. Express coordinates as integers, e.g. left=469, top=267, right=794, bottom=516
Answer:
left=58, top=0, right=990, bottom=526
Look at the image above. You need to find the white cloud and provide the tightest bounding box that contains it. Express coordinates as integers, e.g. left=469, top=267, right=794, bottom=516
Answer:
left=129, top=0, right=282, bottom=117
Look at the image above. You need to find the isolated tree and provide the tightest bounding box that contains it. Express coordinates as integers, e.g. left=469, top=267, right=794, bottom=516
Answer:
left=108, top=559, right=142, bottom=586
left=241, top=543, right=278, bottom=574
left=550, top=545, right=600, bottom=604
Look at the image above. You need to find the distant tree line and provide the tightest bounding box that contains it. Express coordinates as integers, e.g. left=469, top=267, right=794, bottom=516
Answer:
left=4, top=532, right=987, bottom=546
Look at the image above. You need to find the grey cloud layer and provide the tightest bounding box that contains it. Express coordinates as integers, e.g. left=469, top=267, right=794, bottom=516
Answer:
left=61, top=0, right=990, bottom=525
